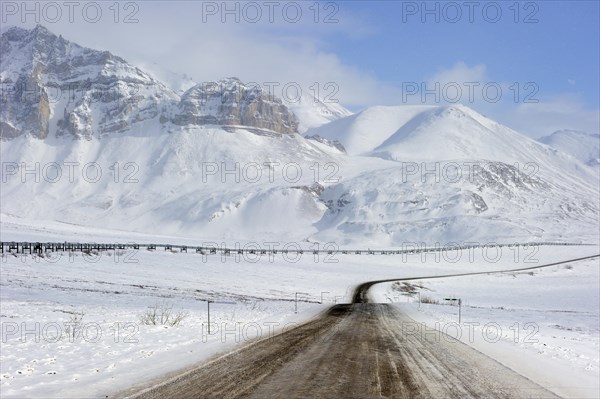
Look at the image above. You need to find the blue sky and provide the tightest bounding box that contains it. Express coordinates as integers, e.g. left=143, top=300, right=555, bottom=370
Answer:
left=333, top=1, right=599, bottom=108
left=2, top=0, right=599, bottom=136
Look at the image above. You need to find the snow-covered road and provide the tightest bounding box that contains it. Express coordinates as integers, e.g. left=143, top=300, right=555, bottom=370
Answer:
left=128, top=275, right=569, bottom=399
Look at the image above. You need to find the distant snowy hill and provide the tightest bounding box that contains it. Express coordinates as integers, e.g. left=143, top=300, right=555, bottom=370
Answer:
left=309, top=104, right=596, bottom=182
left=1, top=26, right=598, bottom=245
left=538, top=130, right=600, bottom=168
left=305, top=105, right=434, bottom=155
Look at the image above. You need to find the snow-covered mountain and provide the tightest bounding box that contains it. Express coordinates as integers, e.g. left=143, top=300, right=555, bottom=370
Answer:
left=0, top=26, right=305, bottom=139
left=1, top=26, right=598, bottom=245
left=0, top=26, right=349, bottom=241
left=136, top=58, right=353, bottom=133
left=305, top=105, right=435, bottom=155
left=138, top=63, right=352, bottom=133
left=1, top=25, right=179, bottom=139
left=304, top=105, right=599, bottom=244
left=538, top=130, right=600, bottom=168
left=309, top=104, right=597, bottom=182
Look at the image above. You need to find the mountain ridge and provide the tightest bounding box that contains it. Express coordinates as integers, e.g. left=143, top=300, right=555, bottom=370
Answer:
left=1, top=25, right=348, bottom=140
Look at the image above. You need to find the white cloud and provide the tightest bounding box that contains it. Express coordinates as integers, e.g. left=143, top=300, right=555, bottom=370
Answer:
left=5, top=3, right=397, bottom=109
left=428, top=62, right=488, bottom=86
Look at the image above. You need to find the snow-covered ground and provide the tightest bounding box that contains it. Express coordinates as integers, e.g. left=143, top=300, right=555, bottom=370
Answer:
left=371, top=257, right=600, bottom=398
left=1, top=221, right=598, bottom=397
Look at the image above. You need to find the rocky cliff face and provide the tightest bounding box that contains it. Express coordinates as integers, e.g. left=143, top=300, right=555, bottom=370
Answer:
left=0, top=26, right=299, bottom=139
left=173, top=78, right=298, bottom=134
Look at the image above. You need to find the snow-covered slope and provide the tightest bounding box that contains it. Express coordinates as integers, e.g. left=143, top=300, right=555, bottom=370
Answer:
left=302, top=105, right=599, bottom=244
left=306, top=105, right=435, bottom=155
left=287, top=95, right=352, bottom=133
left=0, top=126, right=349, bottom=242
left=538, top=130, right=600, bottom=168
left=4, top=125, right=597, bottom=245
left=314, top=161, right=598, bottom=245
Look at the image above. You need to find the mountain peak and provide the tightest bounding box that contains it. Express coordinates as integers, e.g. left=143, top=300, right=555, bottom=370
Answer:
left=2, top=24, right=59, bottom=46
left=31, top=23, right=54, bottom=36
left=549, top=129, right=599, bottom=138
left=305, top=104, right=436, bottom=155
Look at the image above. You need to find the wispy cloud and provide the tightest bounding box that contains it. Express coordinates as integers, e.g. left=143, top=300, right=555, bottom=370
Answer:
left=511, top=95, right=600, bottom=137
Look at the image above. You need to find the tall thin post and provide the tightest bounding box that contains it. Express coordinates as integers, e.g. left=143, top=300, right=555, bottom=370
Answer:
left=207, top=301, right=211, bottom=334
left=458, top=299, right=462, bottom=324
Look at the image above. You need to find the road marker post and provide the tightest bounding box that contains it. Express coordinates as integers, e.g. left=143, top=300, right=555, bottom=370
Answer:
left=294, top=292, right=310, bottom=314
left=206, top=300, right=236, bottom=335
left=207, top=300, right=212, bottom=334
left=445, top=297, right=462, bottom=324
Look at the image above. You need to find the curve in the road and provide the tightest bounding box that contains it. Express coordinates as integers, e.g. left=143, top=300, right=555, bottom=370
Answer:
left=352, top=254, right=599, bottom=303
